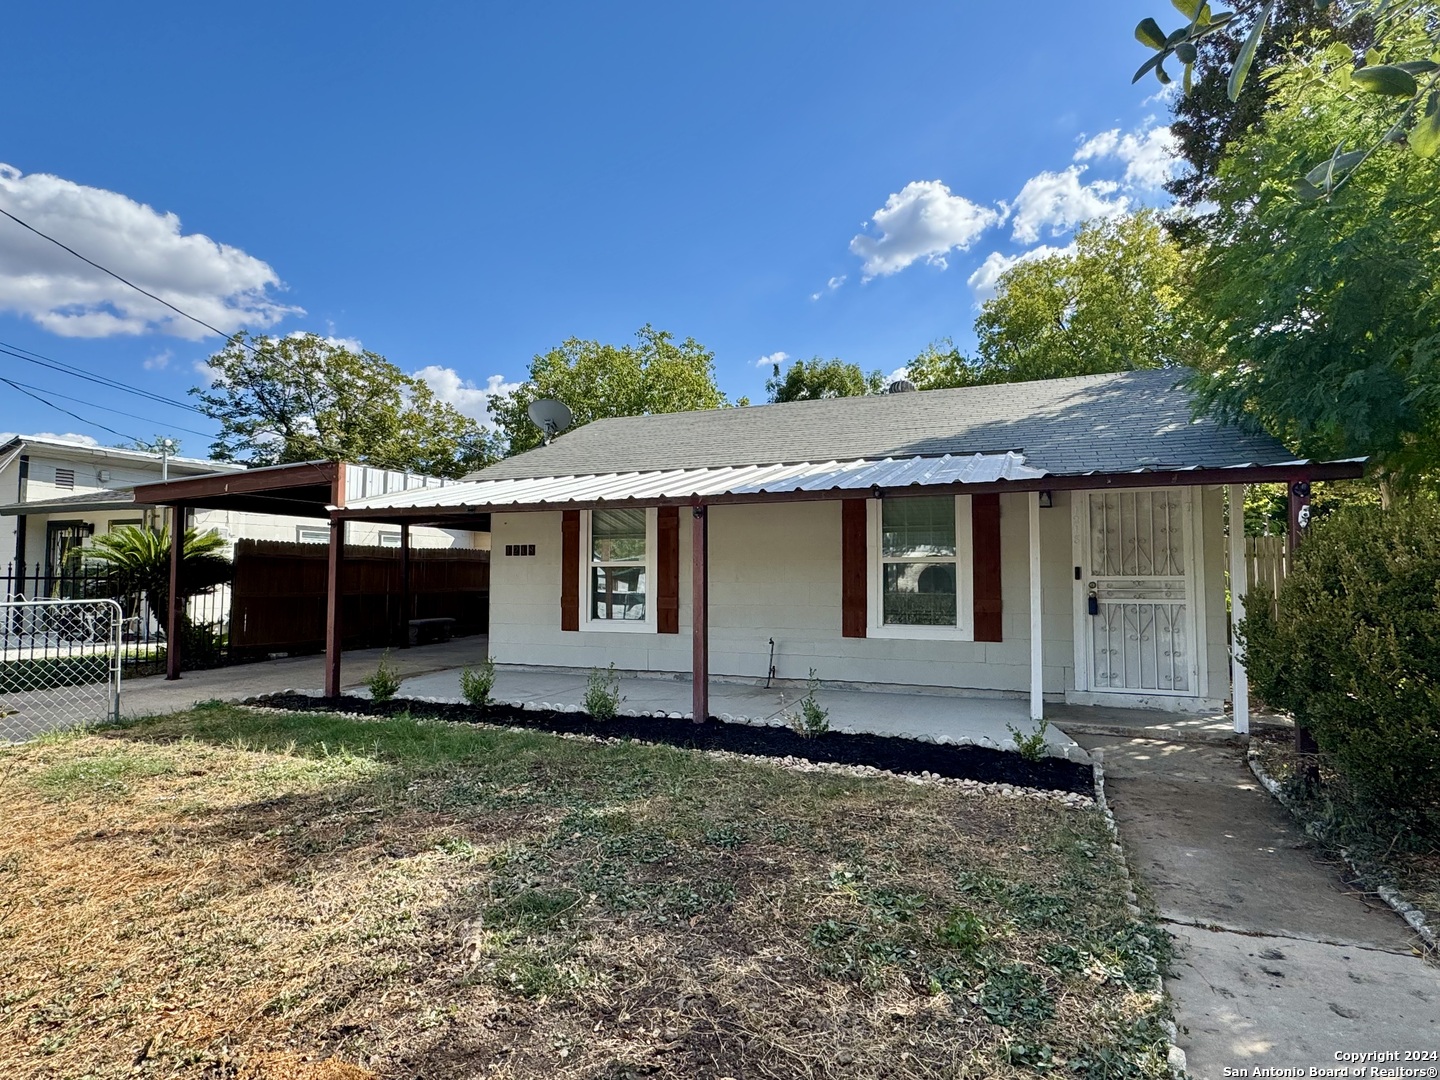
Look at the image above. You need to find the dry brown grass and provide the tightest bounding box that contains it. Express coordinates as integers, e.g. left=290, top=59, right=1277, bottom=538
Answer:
left=0, top=705, right=1173, bottom=1078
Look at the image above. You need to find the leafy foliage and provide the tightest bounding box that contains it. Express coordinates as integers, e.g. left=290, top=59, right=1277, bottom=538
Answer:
left=909, top=212, right=1200, bottom=390
left=460, top=657, right=497, bottom=707
left=789, top=669, right=830, bottom=737
left=488, top=326, right=730, bottom=457
left=1185, top=24, right=1440, bottom=481
left=193, top=332, right=500, bottom=477
left=1239, top=497, right=1440, bottom=831
left=76, top=525, right=231, bottom=619
left=583, top=663, right=622, bottom=720
left=365, top=653, right=402, bottom=702
left=1006, top=719, right=1051, bottom=762
left=765, top=357, right=884, bottom=402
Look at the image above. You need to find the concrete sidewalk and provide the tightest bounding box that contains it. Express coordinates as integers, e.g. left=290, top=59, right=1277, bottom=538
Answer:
left=1078, top=734, right=1437, bottom=1078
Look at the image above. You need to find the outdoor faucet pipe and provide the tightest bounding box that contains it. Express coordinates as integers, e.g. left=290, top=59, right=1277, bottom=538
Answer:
left=765, top=637, right=776, bottom=688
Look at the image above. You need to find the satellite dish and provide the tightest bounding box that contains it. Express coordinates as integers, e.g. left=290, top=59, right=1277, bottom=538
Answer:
left=527, top=398, right=574, bottom=444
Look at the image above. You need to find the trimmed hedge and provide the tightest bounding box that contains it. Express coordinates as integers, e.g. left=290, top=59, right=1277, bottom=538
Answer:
left=1240, top=498, right=1440, bottom=832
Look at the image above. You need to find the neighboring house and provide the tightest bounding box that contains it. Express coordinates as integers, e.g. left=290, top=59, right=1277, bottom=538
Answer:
left=0, top=435, right=481, bottom=585
left=331, top=370, right=1363, bottom=720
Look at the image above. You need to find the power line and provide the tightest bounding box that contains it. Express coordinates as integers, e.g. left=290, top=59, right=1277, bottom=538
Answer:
left=0, top=377, right=139, bottom=443
left=0, top=206, right=245, bottom=346
left=0, top=341, right=207, bottom=414
left=0, top=376, right=214, bottom=439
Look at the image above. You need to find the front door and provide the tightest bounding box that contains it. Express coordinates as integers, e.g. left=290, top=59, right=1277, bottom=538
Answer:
left=1079, top=489, right=1198, bottom=696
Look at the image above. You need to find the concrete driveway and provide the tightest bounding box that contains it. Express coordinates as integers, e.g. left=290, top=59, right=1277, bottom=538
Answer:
left=1076, top=735, right=1438, bottom=1078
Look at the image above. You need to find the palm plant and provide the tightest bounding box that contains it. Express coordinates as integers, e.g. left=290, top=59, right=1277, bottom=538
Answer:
left=76, top=525, right=232, bottom=623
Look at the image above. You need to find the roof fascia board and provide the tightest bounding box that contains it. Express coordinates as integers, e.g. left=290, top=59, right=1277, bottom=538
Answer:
left=134, top=461, right=340, bottom=505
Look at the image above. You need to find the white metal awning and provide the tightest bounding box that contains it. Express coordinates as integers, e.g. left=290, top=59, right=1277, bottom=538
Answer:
left=339, top=452, right=1048, bottom=513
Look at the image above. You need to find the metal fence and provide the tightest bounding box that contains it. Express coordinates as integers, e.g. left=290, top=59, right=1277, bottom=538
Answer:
left=1, top=598, right=122, bottom=741
left=1, top=562, right=231, bottom=676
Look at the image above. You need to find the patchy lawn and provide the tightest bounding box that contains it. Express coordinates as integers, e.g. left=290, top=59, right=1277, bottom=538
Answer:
left=0, top=705, right=1173, bottom=1079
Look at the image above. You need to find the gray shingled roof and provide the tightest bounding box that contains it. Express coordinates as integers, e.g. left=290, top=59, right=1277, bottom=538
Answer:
left=476, top=369, right=1293, bottom=481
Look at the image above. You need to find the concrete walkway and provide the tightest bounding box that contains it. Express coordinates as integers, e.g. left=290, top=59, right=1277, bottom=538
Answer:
left=1076, top=734, right=1438, bottom=1079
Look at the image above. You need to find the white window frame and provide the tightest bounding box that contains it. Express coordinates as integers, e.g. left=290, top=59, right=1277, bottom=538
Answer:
left=579, top=507, right=658, bottom=633
left=296, top=525, right=330, bottom=544
left=866, top=494, right=975, bottom=641
left=378, top=530, right=403, bottom=548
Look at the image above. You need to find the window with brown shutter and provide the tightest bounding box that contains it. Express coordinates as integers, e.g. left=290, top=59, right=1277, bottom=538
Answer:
left=656, top=506, right=680, bottom=633
left=971, top=493, right=1003, bottom=641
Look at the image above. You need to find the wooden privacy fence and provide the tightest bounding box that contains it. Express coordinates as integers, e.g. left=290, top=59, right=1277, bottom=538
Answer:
left=1244, top=535, right=1289, bottom=616
left=229, top=539, right=489, bottom=654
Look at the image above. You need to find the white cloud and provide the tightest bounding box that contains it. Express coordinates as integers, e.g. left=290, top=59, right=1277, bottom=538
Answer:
left=142, top=348, right=172, bottom=371
left=966, top=242, right=1074, bottom=299
left=413, top=365, right=519, bottom=427
left=0, top=431, right=100, bottom=447
left=0, top=163, right=300, bottom=340
left=755, top=351, right=789, bottom=370
left=849, top=181, right=1003, bottom=280
left=1009, top=166, right=1128, bottom=244
left=1075, top=123, right=1179, bottom=190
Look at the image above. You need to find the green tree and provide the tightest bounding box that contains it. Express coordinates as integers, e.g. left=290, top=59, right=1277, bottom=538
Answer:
left=904, top=340, right=983, bottom=391
left=488, top=325, right=729, bottom=456
left=1186, top=26, right=1440, bottom=482
left=971, top=211, right=1203, bottom=383
left=765, top=357, right=883, bottom=402
left=193, top=333, right=499, bottom=478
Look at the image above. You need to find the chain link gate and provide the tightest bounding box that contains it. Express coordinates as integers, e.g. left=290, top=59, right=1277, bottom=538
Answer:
left=1, top=599, right=122, bottom=742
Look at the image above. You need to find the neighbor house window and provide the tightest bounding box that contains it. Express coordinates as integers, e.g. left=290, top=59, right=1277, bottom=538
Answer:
left=868, top=495, right=973, bottom=638
left=582, top=508, right=656, bottom=630
left=296, top=526, right=330, bottom=544
left=378, top=531, right=402, bottom=548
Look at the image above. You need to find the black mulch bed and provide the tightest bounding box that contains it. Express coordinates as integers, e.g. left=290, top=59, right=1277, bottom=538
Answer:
left=249, top=692, right=1095, bottom=796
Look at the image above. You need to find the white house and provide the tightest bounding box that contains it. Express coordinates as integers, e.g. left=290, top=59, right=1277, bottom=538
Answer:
left=0, top=435, right=480, bottom=584
left=332, top=369, right=1362, bottom=725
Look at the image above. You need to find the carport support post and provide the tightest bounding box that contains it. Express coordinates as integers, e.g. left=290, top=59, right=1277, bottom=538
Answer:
left=1227, top=484, right=1250, bottom=735
left=165, top=503, right=184, bottom=680
left=691, top=503, right=708, bottom=723
left=399, top=522, right=411, bottom=649
left=325, top=517, right=345, bottom=699
left=1028, top=491, right=1043, bottom=722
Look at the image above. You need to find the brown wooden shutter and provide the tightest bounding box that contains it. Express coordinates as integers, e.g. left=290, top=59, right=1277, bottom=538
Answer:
left=972, top=494, right=1003, bottom=642
left=657, top=506, right=680, bottom=634
left=841, top=498, right=867, bottom=638
left=560, top=510, right=580, bottom=631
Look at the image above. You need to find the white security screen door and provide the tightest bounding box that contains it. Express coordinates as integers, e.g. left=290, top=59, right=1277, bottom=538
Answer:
left=1080, top=489, right=1198, bottom=695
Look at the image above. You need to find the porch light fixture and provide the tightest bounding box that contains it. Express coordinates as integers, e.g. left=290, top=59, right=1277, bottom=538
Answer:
left=1038, top=490, right=1054, bottom=508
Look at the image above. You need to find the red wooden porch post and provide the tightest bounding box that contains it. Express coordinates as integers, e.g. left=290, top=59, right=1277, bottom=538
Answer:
left=165, top=503, right=184, bottom=680
left=399, top=522, right=412, bottom=649
left=691, top=503, right=708, bottom=723
left=325, top=517, right=345, bottom=698
left=1287, top=477, right=1320, bottom=762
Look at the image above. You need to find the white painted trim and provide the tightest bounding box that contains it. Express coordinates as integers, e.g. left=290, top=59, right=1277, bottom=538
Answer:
left=865, top=494, right=974, bottom=641
left=1071, top=495, right=1088, bottom=693
left=1029, top=490, right=1043, bottom=721
left=1228, top=483, right=1250, bottom=735
left=578, top=506, right=658, bottom=634
left=1187, top=486, right=1210, bottom=700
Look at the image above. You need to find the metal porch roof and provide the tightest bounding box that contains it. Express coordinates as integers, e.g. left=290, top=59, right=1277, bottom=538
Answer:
left=341, top=452, right=1047, bottom=513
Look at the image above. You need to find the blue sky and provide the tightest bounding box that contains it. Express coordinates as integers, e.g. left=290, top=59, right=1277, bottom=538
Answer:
left=0, top=1, right=1179, bottom=452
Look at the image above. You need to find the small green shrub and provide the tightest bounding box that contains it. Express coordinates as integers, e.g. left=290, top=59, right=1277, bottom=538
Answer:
left=584, top=663, right=622, bottom=720
left=1006, top=718, right=1050, bottom=762
left=460, top=657, right=497, bottom=707
left=790, top=668, right=829, bottom=737
left=1240, top=497, right=1440, bottom=834
left=365, top=651, right=402, bottom=702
